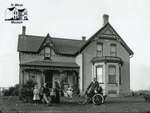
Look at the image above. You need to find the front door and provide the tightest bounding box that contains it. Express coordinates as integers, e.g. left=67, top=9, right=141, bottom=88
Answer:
left=45, top=71, right=53, bottom=88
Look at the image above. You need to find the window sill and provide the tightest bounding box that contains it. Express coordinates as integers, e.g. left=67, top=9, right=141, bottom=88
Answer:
left=108, top=83, right=118, bottom=84
left=107, top=83, right=118, bottom=86
left=99, top=82, right=104, bottom=84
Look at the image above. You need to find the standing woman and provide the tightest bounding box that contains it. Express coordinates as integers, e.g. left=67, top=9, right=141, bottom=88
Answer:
left=54, top=81, right=60, bottom=103
left=39, top=84, right=44, bottom=103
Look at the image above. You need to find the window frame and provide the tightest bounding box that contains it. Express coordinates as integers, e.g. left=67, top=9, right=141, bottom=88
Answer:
left=44, top=46, right=51, bottom=60
left=96, top=42, right=103, bottom=57
left=108, top=65, right=117, bottom=84
left=96, top=65, right=104, bottom=84
left=29, top=71, right=36, bottom=82
left=110, top=44, right=117, bottom=56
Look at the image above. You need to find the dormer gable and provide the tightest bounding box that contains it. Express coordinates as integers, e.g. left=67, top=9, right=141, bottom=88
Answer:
left=39, top=34, right=56, bottom=59
left=39, top=33, right=56, bottom=52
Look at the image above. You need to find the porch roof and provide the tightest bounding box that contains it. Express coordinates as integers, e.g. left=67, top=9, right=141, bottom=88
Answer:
left=20, top=60, right=79, bottom=68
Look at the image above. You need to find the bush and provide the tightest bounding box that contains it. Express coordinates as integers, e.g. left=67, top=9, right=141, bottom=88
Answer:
left=3, top=84, right=19, bottom=96
left=20, top=80, right=37, bottom=103
left=12, top=84, right=19, bottom=96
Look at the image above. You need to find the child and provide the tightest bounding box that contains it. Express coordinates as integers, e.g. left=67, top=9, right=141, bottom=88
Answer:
left=50, top=88, right=56, bottom=103
left=33, top=85, right=40, bottom=104
left=66, top=85, right=73, bottom=98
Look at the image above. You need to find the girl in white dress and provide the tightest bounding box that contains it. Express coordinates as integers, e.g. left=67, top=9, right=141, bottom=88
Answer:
left=66, top=85, right=73, bottom=98
left=33, top=85, right=40, bottom=104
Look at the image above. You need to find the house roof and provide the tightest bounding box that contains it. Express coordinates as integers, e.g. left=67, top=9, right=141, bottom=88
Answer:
left=18, top=35, right=86, bottom=55
left=18, top=35, right=45, bottom=52
left=18, top=22, right=134, bottom=56
left=20, top=60, right=79, bottom=68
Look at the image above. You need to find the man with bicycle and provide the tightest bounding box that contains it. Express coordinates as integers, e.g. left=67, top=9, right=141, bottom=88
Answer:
left=84, top=77, right=103, bottom=104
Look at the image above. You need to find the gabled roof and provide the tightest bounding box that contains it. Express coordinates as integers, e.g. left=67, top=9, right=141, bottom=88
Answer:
left=51, top=37, right=85, bottom=55
left=18, top=35, right=45, bottom=52
left=18, top=22, right=133, bottom=56
left=18, top=34, right=86, bottom=55
left=77, top=23, right=134, bottom=55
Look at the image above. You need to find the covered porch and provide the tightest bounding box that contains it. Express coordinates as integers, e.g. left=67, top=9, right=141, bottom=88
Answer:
left=19, top=60, right=80, bottom=93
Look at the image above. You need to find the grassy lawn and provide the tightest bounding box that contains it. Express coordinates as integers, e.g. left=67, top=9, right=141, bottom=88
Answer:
left=0, top=96, right=150, bottom=113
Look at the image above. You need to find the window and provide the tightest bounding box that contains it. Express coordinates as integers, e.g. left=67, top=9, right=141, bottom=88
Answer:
left=108, top=90, right=117, bottom=94
left=64, top=74, right=68, bottom=84
left=97, top=43, right=103, bottom=56
left=108, top=65, right=116, bottom=84
left=29, top=72, right=36, bottom=82
left=110, top=44, right=117, bottom=56
left=44, top=47, right=51, bottom=59
left=96, top=65, right=103, bottom=83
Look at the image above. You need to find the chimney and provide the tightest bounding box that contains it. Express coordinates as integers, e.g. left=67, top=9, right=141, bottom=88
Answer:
left=82, top=36, right=86, bottom=41
left=103, top=14, right=109, bottom=26
left=22, top=26, right=26, bottom=35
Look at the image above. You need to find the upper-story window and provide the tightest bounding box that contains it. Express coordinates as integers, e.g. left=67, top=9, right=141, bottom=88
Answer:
left=108, top=65, right=116, bottom=84
left=110, top=44, right=117, bottom=56
left=97, top=43, right=103, bottom=56
left=44, top=47, right=51, bottom=60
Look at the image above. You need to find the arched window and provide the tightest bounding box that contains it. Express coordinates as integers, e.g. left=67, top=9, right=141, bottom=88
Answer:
left=44, top=47, right=51, bottom=59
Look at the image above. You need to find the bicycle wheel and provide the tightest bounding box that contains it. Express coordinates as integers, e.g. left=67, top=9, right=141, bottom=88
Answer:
left=92, top=94, right=104, bottom=105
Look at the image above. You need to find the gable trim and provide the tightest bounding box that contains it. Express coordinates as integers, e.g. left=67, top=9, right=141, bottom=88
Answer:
left=38, top=34, right=58, bottom=54
left=77, top=23, right=134, bottom=56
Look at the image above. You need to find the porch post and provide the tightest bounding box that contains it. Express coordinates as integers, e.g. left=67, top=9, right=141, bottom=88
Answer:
left=41, top=69, right=45, bottom=85
left=74, top=71, right=79, bottom=94
left=22, top=69, right=25, bottom=85
left=59, top=70, right=65, bottom=96
left=19, top=67, right=24, bottom=97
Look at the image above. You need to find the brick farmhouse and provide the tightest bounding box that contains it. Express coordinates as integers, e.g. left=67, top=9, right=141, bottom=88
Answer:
left=17, top=14, right=134, bottom=97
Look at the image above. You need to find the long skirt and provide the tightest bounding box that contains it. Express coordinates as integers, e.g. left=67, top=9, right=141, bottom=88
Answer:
left=33, top=94, right=40, bottom=101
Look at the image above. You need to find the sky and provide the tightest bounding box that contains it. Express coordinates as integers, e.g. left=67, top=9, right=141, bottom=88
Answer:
left=0, top=0, right=150, bottom=91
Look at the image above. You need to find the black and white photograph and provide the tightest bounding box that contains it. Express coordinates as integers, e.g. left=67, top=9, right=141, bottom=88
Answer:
left=0, top=0, right=150, bottom=113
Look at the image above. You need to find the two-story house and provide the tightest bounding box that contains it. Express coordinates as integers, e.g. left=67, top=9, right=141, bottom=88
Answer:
left=18, top=14, right=133, bottom=97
